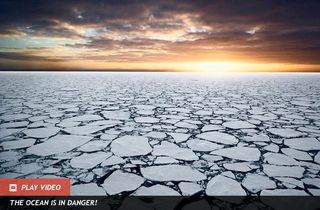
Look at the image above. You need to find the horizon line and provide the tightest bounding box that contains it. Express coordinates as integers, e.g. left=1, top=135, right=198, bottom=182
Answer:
left=1, top=69, right=320, bottom=73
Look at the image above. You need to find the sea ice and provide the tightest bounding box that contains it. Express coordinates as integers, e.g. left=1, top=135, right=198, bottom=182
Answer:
left=23, top=127, right=60, bottom=138
left=196, top=131, right=238, bottom=145
left=101, top=155, right=125, bottom=166
left=63, top=125, right=110, bottom=135
left=27, top=135, right=92, bottom=156
left=242, top=174, right=276, bottom=193
left=179, top=182, right=202, bottom=196
left=267, top=128, right=304, bottom=138
left=284, top=138, right=320, bottom=151
left=187, top=139, right=224, bottom=152
left=0, top=138, right=36, bottom=150
left=263, top=164, right=305, bottom=178
left=70, top=152, right=111, bottom=169
left=223, top=162, right=258, bottom=172
left=210, top=146, right=261, bottom=161
left=222, top=120, right=256, bottom=129
left=206, top=174, right=246, bottom=196
left=281, top=148, right=312, bottom=161
left=111, top=135, right=152, bottom=157
left=152, top=141, right=198, bottom=161
left=102, top=170, right=144, bottom=195
left=169, top=133, right=190, bottom=143
left=141, top=165, right=206, bottom=182
left=134, top=117, right=159, bottom=123
left=134, top=184, right=180, bottom=196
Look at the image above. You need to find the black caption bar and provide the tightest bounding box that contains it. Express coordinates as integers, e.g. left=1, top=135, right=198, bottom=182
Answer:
left=1, top=196, right=320, bottom=210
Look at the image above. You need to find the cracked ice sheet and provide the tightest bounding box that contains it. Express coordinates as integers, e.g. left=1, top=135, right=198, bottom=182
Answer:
left=0, top=72, right=320, bottom=196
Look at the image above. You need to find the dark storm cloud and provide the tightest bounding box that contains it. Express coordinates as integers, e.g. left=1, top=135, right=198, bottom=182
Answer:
left=0, top=52, right=65, bottom=62
left=0, top=0, right=319, bottom=64
left=0, top=0, right=153, bottom=37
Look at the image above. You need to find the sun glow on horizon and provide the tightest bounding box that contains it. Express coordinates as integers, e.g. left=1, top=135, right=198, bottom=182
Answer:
left=57, top=60, right=320, bottom=72
left=169, top=62, right=319, bottom=72
left=2, top=58, right=319, bottom=72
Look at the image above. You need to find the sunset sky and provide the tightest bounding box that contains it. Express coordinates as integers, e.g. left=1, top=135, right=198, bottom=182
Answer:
left=0, top=0, right=319, bottom=72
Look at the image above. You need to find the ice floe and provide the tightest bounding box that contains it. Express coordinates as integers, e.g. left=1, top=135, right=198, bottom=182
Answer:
left=206, top=174, right=246, bottom=196
left=101, top=155, right=125, bottom=166
left=263, top=164, right=305, bottom=178
left=23, top=127, right=60, bottom=138
left=102, top=170, right=144, bottom=195
left=70, top=152, right=111, bottom=169
left=27, top=135, right=92, bottom=156
left=284, top=137, right=320, bottom=151
left=179, top=182, right=202, bottom=196
left=210, top=146, right=261, bottom=161
left=134, top=184, right=180, bottom=196
left=242, top=174, right=276, bottom=193
left=267, top=128, right=304, bottom=138
left=134, top=117, right=159, bottom=123
left=223, top=162, right=259, bottom=172
left=0, top=138, right=35, bottom=150
left=169, top=133, right=191, bottom=143
left=152, top=141, right=198, bottom=161
left=222, top=120, right=256, bottom=129
left=196, top=131, right=238, bottom=145
left=63, top=125, right=110, bottom=135
left=111, top=135, right=152, bottom=157
left=187, top=139, right=224, bottom=152
left=141, top=165, right=206, bottom=182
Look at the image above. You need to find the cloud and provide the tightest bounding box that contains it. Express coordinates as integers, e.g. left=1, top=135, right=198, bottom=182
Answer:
left=0, top=51, right=65, bottom=62
left=0, top=0, right=319, bottom=67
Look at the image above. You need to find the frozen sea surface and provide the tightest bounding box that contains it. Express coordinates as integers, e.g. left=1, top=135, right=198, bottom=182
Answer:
left=0, top=72, right=320, bottom=196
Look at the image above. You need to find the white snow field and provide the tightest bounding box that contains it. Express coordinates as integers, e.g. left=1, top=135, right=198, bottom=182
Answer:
left=0, top=72, right=320, bottom=196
